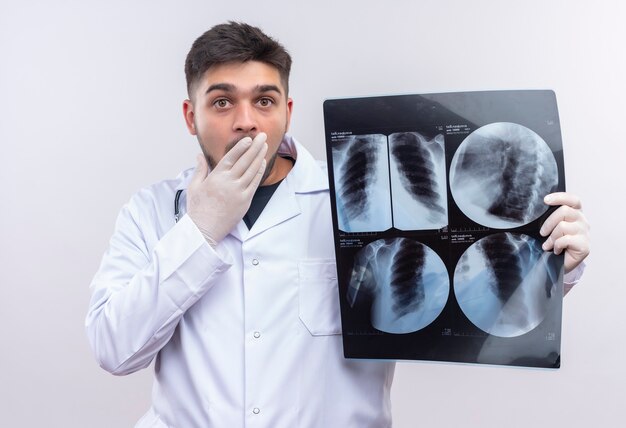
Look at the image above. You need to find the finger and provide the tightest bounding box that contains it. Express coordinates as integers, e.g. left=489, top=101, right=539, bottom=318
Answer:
left=553, top=233, right=589, bottom=259
left=544, top=192, right=582, bottom=209
left=539, top=205, right=582, bottom=236
left=542, top=235, right=554, bottom=252
left=215, top=136, right=253, bottom=170
left=564, top=253, right=582, bottom=275
left=239, top=142, right=268, bottom=187
left=548, top=220, right=580, bottom=245
left=247, top=158, right=267, bottom=193
left=542, top=220, right=579, bottom=251
left=189, top=153, right=209, bottom=188
left=562, top=237, right=590, bottom=273
left=231, top=132, right=267, bottom=177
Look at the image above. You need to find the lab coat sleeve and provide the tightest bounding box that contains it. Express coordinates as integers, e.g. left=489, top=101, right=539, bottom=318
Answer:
left=85, top=194, right=232, bottom=376
left=563, top=261, right=585, bottom=295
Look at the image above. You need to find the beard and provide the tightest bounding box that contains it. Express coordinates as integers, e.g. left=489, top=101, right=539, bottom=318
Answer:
left=200, top=134, right=280, bottom=186
left=261, top=150, right=279, bottom=185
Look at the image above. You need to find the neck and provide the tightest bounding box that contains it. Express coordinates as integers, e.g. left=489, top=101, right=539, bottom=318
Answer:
left=261, top=156, right=293, bottom=186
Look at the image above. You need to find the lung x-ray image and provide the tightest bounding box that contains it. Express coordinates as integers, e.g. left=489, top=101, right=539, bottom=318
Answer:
left=332, top=131, right=448, bottom=232
left=347, top=238, right=449, bottom=334
left=389, top=132, right=447, bottom=230
left=450, top=122, right=558, bottom=229
left=454, top=232, right=560, bottom=338
left=324, top=90, right=565, bottom=368
left=332, top=134, right=392, bottom=232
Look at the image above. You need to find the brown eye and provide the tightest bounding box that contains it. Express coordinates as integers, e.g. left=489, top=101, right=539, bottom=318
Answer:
left=258, top=98, right=273, bottom=107
left=214, top=99, right=230, bottom=108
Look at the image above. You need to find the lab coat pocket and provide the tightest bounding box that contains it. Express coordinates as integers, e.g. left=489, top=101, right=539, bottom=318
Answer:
left=298, top=259, right=342, bottom=336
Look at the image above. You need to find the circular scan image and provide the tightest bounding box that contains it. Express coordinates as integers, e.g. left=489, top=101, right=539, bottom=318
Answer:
left=449, top=122, right=558, bottom=228
left=346, top=237, right=449, bottom=334
left=454, top=233, right=561, bottom=338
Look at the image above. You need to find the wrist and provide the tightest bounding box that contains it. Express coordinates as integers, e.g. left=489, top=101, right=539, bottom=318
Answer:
left=187, top=213, right=220, bottom=248
left=203, top=234, right=218, bottom=248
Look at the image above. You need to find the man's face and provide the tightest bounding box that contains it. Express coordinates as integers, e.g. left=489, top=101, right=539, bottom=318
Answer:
left=183, top=61, right=293, bottom=184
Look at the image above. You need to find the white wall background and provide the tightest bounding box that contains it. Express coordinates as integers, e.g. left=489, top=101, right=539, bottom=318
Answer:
left=1, top=0, right=624, bottom=426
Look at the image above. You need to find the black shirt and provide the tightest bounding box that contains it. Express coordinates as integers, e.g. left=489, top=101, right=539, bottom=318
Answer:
left=243, top=179, right=283, bottom=229
left=243, top=156, right=295, bottom=229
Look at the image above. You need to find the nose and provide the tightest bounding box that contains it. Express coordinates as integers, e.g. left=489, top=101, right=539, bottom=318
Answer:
left=232, top=103, right=258, bottom=134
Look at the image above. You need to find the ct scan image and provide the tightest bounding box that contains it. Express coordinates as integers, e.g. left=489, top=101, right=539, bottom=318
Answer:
left=389, top=132, right=448, bottom=230
left=347, top=237, right=449, bottom=334
left=331, top=134, right=392, bottom=232
left=453, top=232, right=561, bottom=338
left=449, top=122, right=558, bottom=229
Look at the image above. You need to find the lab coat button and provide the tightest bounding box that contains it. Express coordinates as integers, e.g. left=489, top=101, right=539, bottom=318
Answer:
left=253, top=331, right=261, bottom=339
left=252, top=259, right=259, bottom=266
left=253, top=407, right=260, bottom=414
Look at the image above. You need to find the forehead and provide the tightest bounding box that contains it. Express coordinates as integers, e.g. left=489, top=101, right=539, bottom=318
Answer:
left=198, top=61, right=284, bottom=92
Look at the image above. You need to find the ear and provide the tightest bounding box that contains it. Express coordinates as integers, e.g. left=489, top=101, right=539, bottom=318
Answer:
left=285, top=97, right=293, bottom=132
left=183, top=99, right=197, bottom=135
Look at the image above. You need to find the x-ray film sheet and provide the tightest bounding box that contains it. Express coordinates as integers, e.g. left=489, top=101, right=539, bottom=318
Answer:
left=323, top=90, right=565, bottom=368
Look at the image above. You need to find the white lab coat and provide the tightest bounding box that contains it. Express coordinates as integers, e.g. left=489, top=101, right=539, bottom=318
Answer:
left=86, top=136, right=394, bottom=428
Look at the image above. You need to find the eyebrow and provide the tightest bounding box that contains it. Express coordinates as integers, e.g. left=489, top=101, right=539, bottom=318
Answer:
left=205, top=83, right=282, bottom=96
left=256, top=84, right=282, bottom=95
left=206, top=83, right=236, bottom=94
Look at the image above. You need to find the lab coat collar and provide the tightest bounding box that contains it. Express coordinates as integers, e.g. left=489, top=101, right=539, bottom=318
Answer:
left=276, top=134, right=329, bottom=194
left=175, top=169, right=194, bottom=191
left=233, top=175, right=299, bottom=241
left=242, top=135, right=329, bottom=241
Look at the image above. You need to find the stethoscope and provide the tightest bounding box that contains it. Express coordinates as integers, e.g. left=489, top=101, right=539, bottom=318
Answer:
left=174, top=189, right=184, bottom=223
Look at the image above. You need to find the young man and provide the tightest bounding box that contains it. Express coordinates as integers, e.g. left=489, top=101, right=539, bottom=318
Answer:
left=86, top=22, right=590, bottom=427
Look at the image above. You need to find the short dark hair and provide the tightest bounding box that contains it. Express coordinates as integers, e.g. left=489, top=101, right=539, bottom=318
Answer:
left=185, top=21, right=292, bottom=99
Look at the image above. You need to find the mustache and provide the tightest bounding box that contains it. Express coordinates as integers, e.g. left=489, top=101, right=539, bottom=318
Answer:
left=204, top=134, right=264, bottom=170
left=228, top=134, right=277, bottom=185
left=226, top=134, right=257, bottom=153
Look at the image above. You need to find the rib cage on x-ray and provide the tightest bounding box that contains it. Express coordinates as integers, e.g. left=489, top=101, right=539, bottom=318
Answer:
left=480, top=233, right=523, bottom=303
left=389, top=132, right=447, bottom=230
left=339, top=138, right=377, bottom=220
left=332, top=134, right=392, bottom=232
left=453, top=232, right=560, bottom=338
left=486, top=145, right=539, bottom=223
left=449, top=122, right=558, bottom=229
left=390, top=239, right=425, bottom=316
left=347, top=238, right=449, bottom=334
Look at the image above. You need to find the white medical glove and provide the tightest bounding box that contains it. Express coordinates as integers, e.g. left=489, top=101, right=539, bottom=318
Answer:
left=186, top=133, right=268, bottom=247
left=539, top=192, right=590, bottom=274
